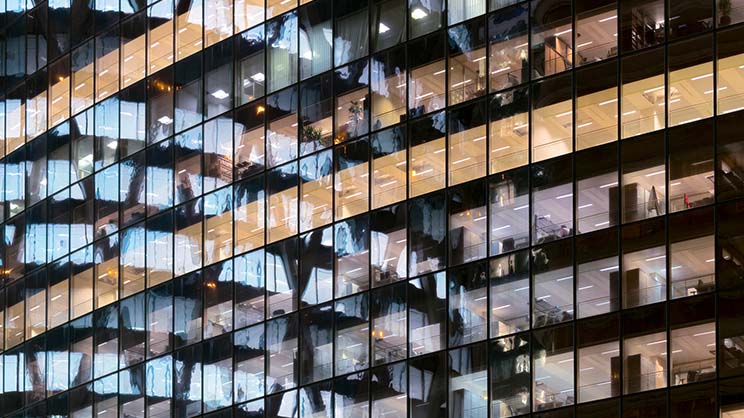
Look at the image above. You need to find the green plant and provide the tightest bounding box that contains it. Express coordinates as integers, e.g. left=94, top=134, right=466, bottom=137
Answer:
left=302, top=125, right=322, bottom=142
left=303, top=125, right=331, bottom=146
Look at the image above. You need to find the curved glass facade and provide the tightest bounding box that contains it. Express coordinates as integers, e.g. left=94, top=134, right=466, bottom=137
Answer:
left=1, top=0, right=744, bottom=417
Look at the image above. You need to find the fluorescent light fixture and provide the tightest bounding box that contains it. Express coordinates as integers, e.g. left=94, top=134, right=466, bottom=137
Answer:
left=691, top=73, right=712, bottom=81
left=643, top=86, right=664, bottom=94
left=645, top=170, right=665, bottom=177
left=598, top=15, right=617, bottom=22
left=645, top=255, right=666, bottom=262
left=411, top=7, right=428, bottom=19
left=554, top=28, right=572, bottom=36
left=251, top=72, right=265, bottom=82
left=211, top=89, right=230, bottom=100
left=379, top=22, right=390, bottom=33
left=157, top=116, right=173, bottom=125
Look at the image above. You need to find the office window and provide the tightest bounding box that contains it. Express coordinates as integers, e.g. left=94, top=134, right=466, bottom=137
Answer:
left=266, top=237, right=299, bottom=316
left=576, top=228, right=619, bottom=319
left=267, top=313, right=298, bottom=393
left=335, top=293, right=370, bottom=375
left=371, top=282, right=407, bottom=365
left=236, top=27, right=266, bottom=106
left=490, top=250, right=530, bottom=337
left=623, top=304, right=667, bottom=394
left=334, top=0, right=368, bottom=67
left=576, top=61, right=618, bottom=151
left=620, top=0, right=665, bottom=52
left=371, top=126, right=407, bottom=209
left=299, top=150, right=333, bottom=232
left=669, top=295, right=716, bottom=386
left=408, top=111, right=446, bottom=197
left=335, top=215, right=370, bottom=297
left=335, top=60, right=370, bottom=142
left=370, top=203, right=407, bottom=284
left=234, top=324, right=265, bottom=402
left=372, top=0, right=406, bottom=52
left=489, top=87, right=529, bottom=173
left=668, top=35, right=714, bottom=127
left=531, top=155, right=573, bottom=245
left=621, top=47, right=665, bottom=139
left=622, top=219, right=667, bottom=308
left=621, top=132, right=666, bottom=223
left=371, top=46, right=407, bottom=131
left=267, top=12, right=299, bottom=93
left=448, top=100, right=487, bottom=185
left=448, top=343, right=488, bottom=417
left=148, top=0, right=175, bottom=75
left=531, top=0, right=573, bottom=79
left=299, top=0, right=332, bottom=79
left=408, top=0, right=444, bottom=39
left=576, top=142, right=619, bottom=233
left=575, top=0, right=617, bottom=66
left=408, top=191, right=446, bottom=276
left=533, top=324, right=574, bottom=411
left=448, top=261, right=488, bottom=346
left=449, top=180, right=488, bottom=265
left=489, top=4, right=529, bottom=93
left=408, top=33, right=446, bottom=118
left=267, top=87, right=299, bottom=168
left=531, top=73, right=573, bottom=162
left=668, top=120, right=715, bottom=213
left=300, top=303, right=334, bottom=384
left=408, top=272, right=446, bottom=356
left=448, top=18, right=487, bottom=106
left=577, top=314, right=621, bottom=403
left=532, top=241, right=574, bottom=328
left=668, top=0, right=712, bottom=39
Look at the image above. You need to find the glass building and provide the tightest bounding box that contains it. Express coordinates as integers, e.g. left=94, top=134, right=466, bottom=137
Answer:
left=3, top=0, right=744, bottom=416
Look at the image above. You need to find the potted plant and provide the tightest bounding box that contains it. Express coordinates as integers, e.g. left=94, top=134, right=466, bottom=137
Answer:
left=720, top=0, right=732, bottom=26
left=302, top=124, right=329, bottom=148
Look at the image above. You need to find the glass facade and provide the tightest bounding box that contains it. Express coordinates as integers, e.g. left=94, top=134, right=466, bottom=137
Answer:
left=1, top=0, right=744, bottom=417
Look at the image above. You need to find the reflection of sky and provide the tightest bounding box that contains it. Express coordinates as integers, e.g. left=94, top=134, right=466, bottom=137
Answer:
left=146, top=356, right=173, bottom=397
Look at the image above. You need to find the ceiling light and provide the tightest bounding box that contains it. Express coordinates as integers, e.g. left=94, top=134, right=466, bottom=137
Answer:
left=157, top=116, right=173, bottom=125
left=379, top=23, right=390, bottom=33
left=411, top=7, right=428, bottom=19
left=251, top=72, right=265, bottom=82
left=211, top=89, right=229, bottom=100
